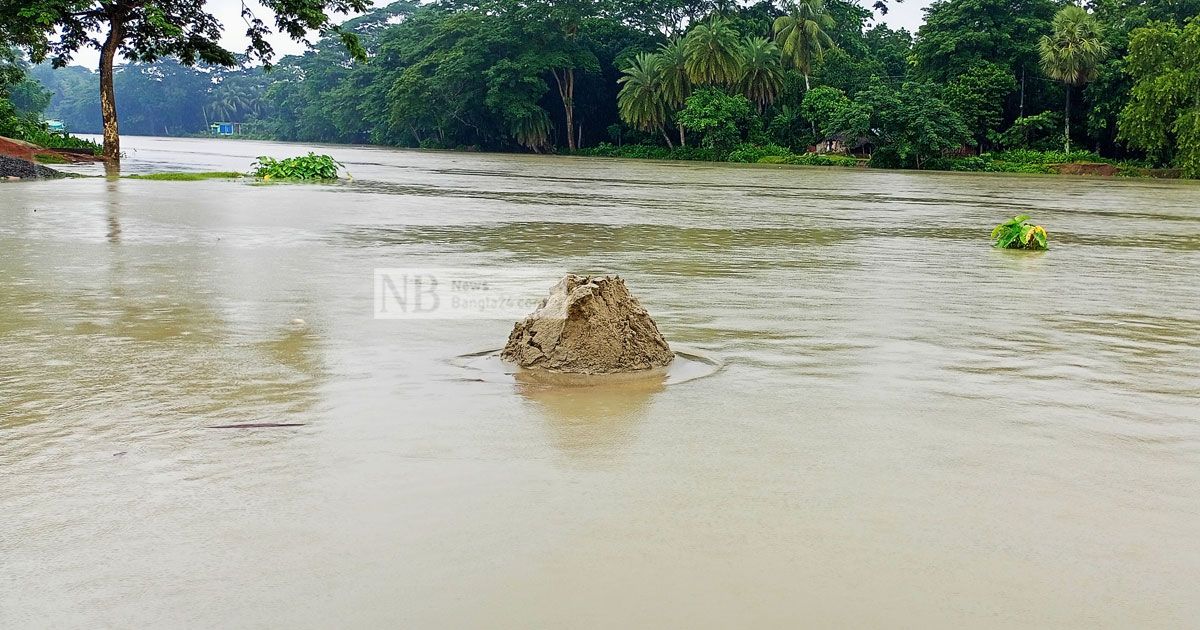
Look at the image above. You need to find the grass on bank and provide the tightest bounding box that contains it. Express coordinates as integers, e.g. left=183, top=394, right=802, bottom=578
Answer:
left=32, top=153, right=70, bottom=164
left=125, top=171, right=245, bottom=181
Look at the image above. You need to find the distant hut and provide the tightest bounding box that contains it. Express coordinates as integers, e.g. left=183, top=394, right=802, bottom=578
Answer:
left=808, top=134, right=874, bottom=157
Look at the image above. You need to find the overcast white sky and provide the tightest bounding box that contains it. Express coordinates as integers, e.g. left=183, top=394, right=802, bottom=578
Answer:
left=68, top=0, right=932, bottom=69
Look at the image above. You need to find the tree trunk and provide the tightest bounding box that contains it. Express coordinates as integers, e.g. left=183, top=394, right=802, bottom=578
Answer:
left=678, top=123, right=685, bottom=147
left=99, top=19, right=125, bottom=161
left=1063, top=86, right=1071, bottom=154
left=552, top=69, right=576, bottom=151
left=660, top=127, right=675, bottom=149
left=1019, top=66, right=1026, bottom=118
left=803, top=72, right=810, bottom=92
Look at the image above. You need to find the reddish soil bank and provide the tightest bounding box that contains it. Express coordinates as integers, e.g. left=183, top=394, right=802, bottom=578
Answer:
left=1052, top=162, right=1121, bottom=177
left=0, top=136, right=105, bottom=163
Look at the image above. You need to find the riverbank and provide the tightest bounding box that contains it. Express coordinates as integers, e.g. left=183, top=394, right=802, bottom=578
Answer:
left=0, top=154, right=66, bottom=179
left=575, top=142, right=1185, bottom=179
left=0, top=133, right=105, bottom=169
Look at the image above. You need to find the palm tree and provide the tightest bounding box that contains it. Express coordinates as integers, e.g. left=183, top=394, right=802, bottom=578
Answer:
left=206, top=83, right=260, bottom=123
left=656, top=38, right=691, bottom=146
left=773, top=0, right=835, bottom=92
left=617, top=52, right=674, bottom=147
left=512, top=111, right=552, bottom=153
left=1039, top=5, right=1107, bottom=153
left=682, top=17, right=743, bottom=87
left=738, top=36, right=785, bottom=112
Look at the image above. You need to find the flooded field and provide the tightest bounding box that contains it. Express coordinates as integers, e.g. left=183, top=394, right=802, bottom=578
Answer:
left=2, top=137, right=1198, bottom=628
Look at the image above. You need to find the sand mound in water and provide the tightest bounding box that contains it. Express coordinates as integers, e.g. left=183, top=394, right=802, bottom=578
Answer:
left=501, top=274, right=673, bottom=374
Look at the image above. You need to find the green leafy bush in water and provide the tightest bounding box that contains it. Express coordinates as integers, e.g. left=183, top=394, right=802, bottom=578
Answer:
left=252, top=153, right=344, bottom=180
left=726, top=143, right=792, bottom=163
left=991, top=215, right=1048, bottom=250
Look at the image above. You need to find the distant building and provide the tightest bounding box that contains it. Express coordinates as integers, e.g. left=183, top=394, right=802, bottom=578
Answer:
left=210, top=122, right=235, bottom=136
left=808, top=134, right=875, bottom=157
left=45, top=119, right=66, bottom=133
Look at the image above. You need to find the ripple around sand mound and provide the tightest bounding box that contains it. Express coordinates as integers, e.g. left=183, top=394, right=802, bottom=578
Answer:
left=452, top=347, right=721, bottom=387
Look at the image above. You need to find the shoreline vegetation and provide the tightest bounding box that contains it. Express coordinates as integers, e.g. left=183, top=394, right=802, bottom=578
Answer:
left=2, top=1, right=1198, bottom=181
left=573, top=143, right=1185, bottom=178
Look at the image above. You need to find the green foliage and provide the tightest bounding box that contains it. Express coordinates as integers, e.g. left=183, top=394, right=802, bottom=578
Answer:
left=773, top=0, right=836, bottom=88
left=617, top=53, right=670, bottom=134
left=800, top=86, right=852, bottom=137
left=988, top=149, right=1107, bottom=164
left=8, top=0, right=1198, bottom=179
left=726, top=143, right=792, bottom=163
left=726, top=143, right=857, bottom=166
left=1040, top=6, right=1108, bottom=152
left=683, top=17, right=743, bottom=87
left=766, top=104, right=817, bottom=150
left=777, top=152, right=858, bottom=167
left=251, top=153, right=345, bottom=180
left=943, top=62, right=1018, bottom=147
left=1040, top=7, right=1108, bottom=88
left=32, top=153, right=69, bottom=164
left=737, top=37, right=784, bottom=111
left=1118, top=18, right=1200, bottom=177
left=574, top=142, right=721, bottom=162
left=2, top=1, right=369, bottom=70
left=835, top=80, right=973, bottom=169
left=991, top=111, right=1062, bottom=150
left=676, top=88, right=754, bottom=152
left=991, top=214, right=1049, bottom=250
left=2, top=0, right=370, bottom=156
left=915, top=0, right=1057, bottom=84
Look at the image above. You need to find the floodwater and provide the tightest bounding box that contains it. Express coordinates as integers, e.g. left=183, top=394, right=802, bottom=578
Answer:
left=2, top=136, right=1199, bottom=628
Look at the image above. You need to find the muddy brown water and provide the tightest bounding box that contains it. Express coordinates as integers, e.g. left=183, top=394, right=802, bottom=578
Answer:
left=2, top=136, right=1199, bottom=628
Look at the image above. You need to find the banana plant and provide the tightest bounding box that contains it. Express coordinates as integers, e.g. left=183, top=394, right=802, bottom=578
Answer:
left=991, top=214, right=1048, bottom=250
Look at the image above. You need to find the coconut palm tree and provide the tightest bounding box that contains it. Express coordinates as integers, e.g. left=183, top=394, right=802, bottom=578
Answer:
left=773, top=0, right=835, bottom=92
left=1039, top=5, right=1107, bottom=153
left=656, top=38, right=691, bottom=146
left=617, top=52, right=674, bottom=147
left=738, top=36, right=785, bottom=112
left=682, top=17, right=743, bottom=87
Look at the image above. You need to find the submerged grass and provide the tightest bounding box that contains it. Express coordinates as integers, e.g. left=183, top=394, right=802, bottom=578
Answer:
left=32, top=153, right=70, bottom=165
left=125, top=171, right=245, bottom=181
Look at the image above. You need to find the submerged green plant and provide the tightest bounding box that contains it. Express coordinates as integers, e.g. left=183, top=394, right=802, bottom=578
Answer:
left=125, top=171, right=244, bottom=181
left=991, top=214, right=1049, bottom=250
left=251, top=153, right=345, bottom=180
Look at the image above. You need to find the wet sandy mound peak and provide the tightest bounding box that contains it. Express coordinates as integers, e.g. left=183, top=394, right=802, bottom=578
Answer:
left=501, top=274, right=673, bottom=374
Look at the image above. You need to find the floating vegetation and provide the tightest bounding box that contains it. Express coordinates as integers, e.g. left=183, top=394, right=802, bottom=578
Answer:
left=252, top=153, right=346, bottom=180
left=991, top=214, right=1048, bottom=250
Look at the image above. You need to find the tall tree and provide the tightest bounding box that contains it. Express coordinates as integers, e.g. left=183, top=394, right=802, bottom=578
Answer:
left=683, top=17, right=743, bottom=86
left=656, top=38, right=691, bottom=145
left=617, top=52, right=673, bottom=146
left=738, top=36, right=785, bottom=112
left=773, top=0, right=836, bottom=91
left=1118, top=17, right=1200, bottom=177
left=1039, top=5, right=1107, bottom=152
left=0, top=0, right=369, bottom=160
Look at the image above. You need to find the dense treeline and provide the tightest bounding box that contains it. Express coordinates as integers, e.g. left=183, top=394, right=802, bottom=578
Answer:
left=4, top=0, right=1199, bottom=175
